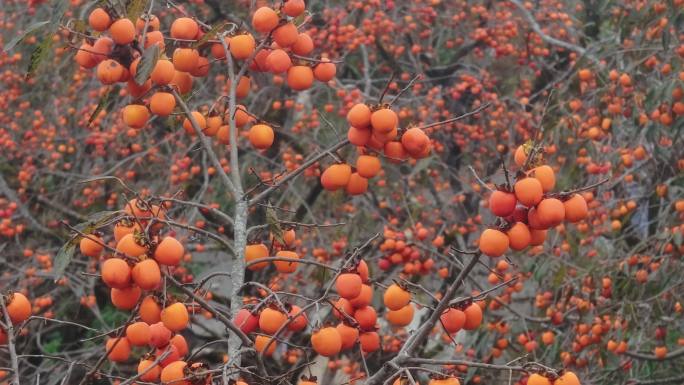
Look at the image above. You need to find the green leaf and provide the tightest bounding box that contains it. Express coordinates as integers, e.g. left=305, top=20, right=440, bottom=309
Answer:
left=88, top=85, right=120, bottom=124
left=4, top=21, right=50, bottom=52
left=52, top=240, right=77, bottom=281
left=26, top=37, right=53, bottom=78
left=134, top=44, right=160, bottom=85
left=74, top=210, right=120, bottom=233
left=127, top=0, right=149, bottom=23
left=266, top=206, right=284, bottom=244
left=49, top=0, right=69, bottom=27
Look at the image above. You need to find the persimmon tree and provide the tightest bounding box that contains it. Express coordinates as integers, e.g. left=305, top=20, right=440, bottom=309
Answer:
left=0, top=0, right=683, bottom=385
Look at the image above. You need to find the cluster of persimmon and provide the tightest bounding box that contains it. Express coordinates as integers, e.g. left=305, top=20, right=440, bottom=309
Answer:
left=477, top=144, right=589, bottom=258
left=0, top=291, right=32, bottom=344
left=376, top=227, right=436, bottom=275
left=73, top=1, right=335, bottom=151
left=78, top=197, right=213, bottom=383
left=319, top=102, right=431, bottom=195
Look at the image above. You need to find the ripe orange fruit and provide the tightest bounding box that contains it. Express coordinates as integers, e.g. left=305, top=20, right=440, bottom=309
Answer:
left=563, top=194, right=588, bottom=222
left=96, top=59, right=125, bottom=85
left=336, top=273, right=363, bottom=299
left=138, top=358, right=161, bottom=381
left=359, top=330, right=380, bottom=352
left=171, top=71, right=193, bottom=94
left=386, top=303, right=414, bottom=326
left=116, top=233, right=147, bottom=258
left=345, top=173, right=368, bottom=195
left=170, top=17, right=199, bottom=40
left=92, top=37, right=114, bottom=62
left=527, top=374, right=551, bottom=385
left=383, top=283, right=411, bottom=311
left=245, top=243, right=270, bottom=270
left=356, top=155, right=381, bottom=178
left=106, top=337, right=131, bottom=362
left=479, top=229, right=509, bottom=257
left=150, top=92, right=176, bottom=116
left=489, top=190, right=517, bottom=217
left=440, top=308, right=465, bottom=333
left=136, top=15, right=160, bottom=32
left=170, top=334, right=189, bottom=356
left=513, top=145, right=528, bottom=166
left=283, top=0, right=306, bottom=17
left=530, top=165, right=556, bottom=192
left=311, top=327, right=342, bottom=357
left=463, top=302, right=483, bottom=330
left=6, top=292, right=31, bottom=324
left=266, top=49, right=292, bottom=73
left=149, top=321, right=172, bottom=348
left=109, top=19, right=136, bottom=45
left=273, top=22, right=299, bottom=47
left=249, top=124, right=275, bottom=149
left=292, top=32, right=314, bottom=55
left=400, top=127, right=430, bottom=157
left=314, top=59, right=336, bottom=82
left=154, top=236, right=185, bottom=266
left=255, top=335, right=276, bottom=356
left=336, top=322, right=359, bottom=350
left=230, top=34, right=256, bottom=59
left=172, top=48, right=200, bottom=72
left=536, top=198, right=565, bottom=227
left=126, top=321, right=151, bottom=346
left=132, top=259, right=161, bottom=290
left=101, top=258, right=132, bottom=289
left=553, top=371, right=580, bottom=385
left=348, top=126, right=371, bottom=146
left=332, top=298, right=354, bottom=319
left=80, top=234, right=104, bottom=258
left=259, top=308, right=287, bottom=334
left=182, top=111, right=206, bottom=135
left=354, top=306, right=377, bottom=330
left=274, top=250, right=300, bottom=273
left=287, top=305, right=308, bottom=331
left=252, top=6, right=279, bottom=33
left=514, top=177, right=543, bottom=207
left=530, top=229, right=547, bottom=246
left=75, top=43, right=97, bottom=68
left=347, top=103, right=372, bottom=128
left=287, top=65, right=314, bottom=90
left=122, top=104, right=150, bottom=129
left=140, top=295, right=162, bottom=324
left=161, top=302, right=189, bottom=332
left=88, top=8, right=111, bottom=31
left=429, top=377, right=460, bottom=385
left=160, top=360, right=189, bottom=385
left=111, top=286, right=141, bottom=310
left=507, top=222, right=531, bottom=251
left=150, top=59, right=175, bottom=85
left=321, top=163, right=352, bottom=191
left=384, top=141, right=408, bottom=162
left=349, top=284, right=373, bottom=307
left=371, top=108, right=398, bottom=133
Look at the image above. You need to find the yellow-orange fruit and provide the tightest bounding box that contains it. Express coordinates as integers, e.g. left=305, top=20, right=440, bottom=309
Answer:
left=245, top=243, right=269, bottom=270
left=564, top=194, right=588, bottom=222
left=287, top=65, right=314, bottom=90
left=116, top=233, right=147, bottom=257
left=356, top=155, right=381, bottom=178
left=311, top=327, right=342, bottom=357
left=273, top=22, right=299, bottom=47
left=530, top=229, right=547, bottom=246
left=479, top=229, right=509, bottom=257
left=259, top=307, right=287, bottom=334
left=106, top=337, right=131, bottom=362
left=170, top=17, right=199, bottom=40
left=172, top=48, right=199, bottom=72
left=536, top=198, right=565, bottom=228
left=553, top=371, right=580, bottom=385
left=182, top=111, right=206, bottom=135
left=88, top=8, right=111, bottom=31
left=249, top=124, right=275, bottom=149
left=527, top=374, right=551, bottom=385
left=348, top=126, right=371, bottom=146
left=345, top=172, right=368, bottom=195
left=489, top=190, right=517, bottom=217
left=514, top=145, right=528, bottom=166
left=75, top=44, right=98, bottom=68
left=122, top=104, right=150, bottom=129
left=314, top=59, right=336, bottom=82
left=514, top=177, right=543, bottom=207
left=126, top=321, right=151, bottom=346
left=109, top=18, right=136, bottom=45
left=252, top=7, right=279, bottom=33
left=80, top=235, right=104, bottom=258
left=101, top=258, right=131, bottom=289
left=347, top=103, right=372, bottom=128
left=132, top=259, right=161, bottom=290
left=255, top=335, right=276, bottom=356
left=160, top=360, right=189, bottom=385
left=161, top=302, right=190, bottom=332
left=292, top=33, right=314, bottom=55
left=335, top=273, right=363, bottom=299
left=171, top=71, right=193, bottom=94
left=370, top=108, right=398, bottom=133
left=400, top=127, right=430, bottom=157
left=463, top=302, right=483, bottom=330
left=230, top=34, right=256, bottom=60
left=336, top=322, right=359, bottom=350
left=138, top=358, right=161, bottom=381
left=154, top=236, right=184, bottom=266
left=149, top=92, right=176, bottom=116
left=266, top=49, right=292, bottom=73
left=349, top=284, right=373, bottom=307
left=507, top=222, right=531, bottom=251
left=386, top=303, right=414, bottom=326
left=531, top=165, right=556, bottom=192
left=274, top=250, right=299, bottom=273
left=150, top=59, right=175, bottom=85
left=96, top=59, right=125, bottom=84
left=359, top=330, right=380, bottom=352
left=320, top=163, right=352, bottom=191
left=440, top=308, right=465, bottom=333
left=384, top=284, right=411, bottom=311
left=6, top=293, right=31, bottom=324
left=283, top=0, right=306, bottom=17
left=111, top=286, right=142, bottom=310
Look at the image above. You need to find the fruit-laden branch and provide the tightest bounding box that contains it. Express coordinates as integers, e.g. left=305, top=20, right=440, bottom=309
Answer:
left=404, top=357, right=527, bottom=372
left=1, top=297, right=20, bottom=385
left=364, top=253, right=481, bottom=385
left=624, top=347, right=684, bottom=361
left=247, top=139, right=351, bottom=206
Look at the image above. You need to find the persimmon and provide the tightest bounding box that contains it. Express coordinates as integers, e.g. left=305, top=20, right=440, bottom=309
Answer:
left=190, top=57, right=211, bottom=77
left=354, top=306, right=377, bottom=330
left=531, top=165, right=556, bottom=192
left=116, top=233, right=147, bottom=257
left=170, top=334, right=189, bottom=356
left=252, top=6, right=279, bottom=33
left=527, top=374, right=551, bottom=385
left=136, top=14, right=160, bottom=32
left=563, top=194, right=588, bottom=222
left=463, top=302, right=483, bottom=330
left=109, top=18, right=136, bottom=45
left=332, top=297, right=354, bottom=319
left=478, top=228, right=509, bottom=257
left=514, top=177, right=543, bottom=207
left=489, top=190, right=517, bottom=217
left=80, top=234, right=104, bottom=258
left=88, top=8, right=111, bottom=31
left=234, top=308, right=259, bottom=334
left=336, top=272, right=363, bottom=299
left=111, top=286, right=141, bottom=310
left=292, top=33, right=314, bottom=55
left=387, top=303, right=414, bottom=326
left=536, top=198, right=565, bottom=228
left=144, top=30, right=165, bottom=49
left=347, top=103, right=372, bottom=128
left=513, top=145, right=528, bottom=166
left=507, top=222, right=531, bottom=251
left=314, top=59, right=336, bottom=82
left=149, top=321, right=172, bottom=348
left=230, top=34, right=256, bottom=59
left=126, top=321, right=151, bottom=346
left=249, top=124, right=275, bottom=149
left=149, top=92, right=176, bottom=116
left=157, top=344, right=181, bottom=367
left=371, top=108, right=398, bottom=133
left=140, top=295, right=162, bottom=324
left=155, top=236, right=185, bottom=266
left=359, top=330, right=380, bottom=352
left=350, top=284, right=373, bottom=307
left=138, top=358, right=161, bottom=381
left=161, top=302, right=189, bottom=332
left=440, top=307, right=465, bottom=333
left=287, top=66, right=314, bottom=90
left=132, top=259, right=161, bottom=290
left=122, top=104, right=150, bottom=129
left=160, top=360, right=189, bottom=385
left=348, top=126, right=371, bottom=146
left=274, top=250, right=300, bottom=273
left=530, top=229, right=547, bottom=246
left=172, top=48, right=200, bottom=72
left=311, top=327, right=342, bottom=356
left=259, top=307, right=287, bottom=334
left=255, top=335, right=276, bottom=356
left=336, top=322, right=359, bottom=350
left=97, top=59, right=125, bottom=85
left=274, top=23, right=299, bottom=47
left=92, top=37, right=114, bottom=62
left=553, top=371, right=580, bottom=385
left=428, top=377, right=459, bottom=385
left=356, top=155, right=381, bottom=178
left=101, top=258, right=132, bottom=289
left=384, top=141, right=409, bottom=162
left=106, top=337, right=131, bottom=362
left=283, top=0, right=306, bottom=17
left=401, top=127, right=430, bottom=157
left=170, top=17, right=199, bottom=40
left=321, top=163, right=352, bottom=191
left=383, top=283, right=411, bottom=310
left=245, top=243, right=269, bottom=270
left=345, top=172, right=369, bottom=195
left=287, top=305, right=308, bottom=331
left=150, top=59, right=175, bottom=85
left=75, top=44, right=97, bottom=68
left=171, top=71, right=193, bottom=94
left=6, top=292, right=31, bottom=324
left=266, top=49, right=292, bottom=73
